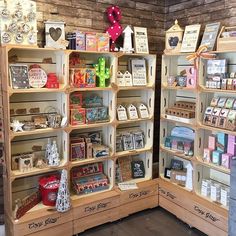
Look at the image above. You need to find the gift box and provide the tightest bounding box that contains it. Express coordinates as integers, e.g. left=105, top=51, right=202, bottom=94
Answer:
left=217, top=132, right=228, bottom=152
left=227, top=135, right=236, bottom=155
left=221, top=153, right=233, bottom=169
left=86, top=33, right=97, bottom=51
left=208, top=135, right=216, bottom=150
left=203, top=148, right=212, bottom=163
left=76, top=31, right=86, bottom=50
left=46, top=73, right=59, bottom=89
left=212, top=150, right=223, bottom=165
left=70, top=108, right=86, bottom=125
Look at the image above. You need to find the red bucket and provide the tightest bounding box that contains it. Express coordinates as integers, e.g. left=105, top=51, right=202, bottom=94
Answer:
left=39, top=175, right=60, bottom=206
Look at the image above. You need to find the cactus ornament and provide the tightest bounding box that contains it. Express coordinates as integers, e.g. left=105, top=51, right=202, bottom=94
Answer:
left=94, top=57, right=110, bottom=87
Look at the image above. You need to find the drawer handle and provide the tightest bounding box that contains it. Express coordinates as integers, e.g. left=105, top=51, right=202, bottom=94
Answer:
left=202, top=64, right=205, bottom=77
left=109, top=167, right=112, bottom=178
left=162, top=158, right=164, bottom=167
left=163, top=128, right=166, bottom=138
left=63, top=63, right=65, bottom=76
left=148, top=158, right=150, bottom=168
left=165, top=66, right=167, bottom=76
left=150, top=66, right=153, bottom=77
left=148, top=129, right=151, bottom=138
left=199, top=137, right=201, bottom=148
left=63, top=103, right=66, bottom=114
left=198, top=172, right=200, bottom=182
left=64, top=140, right=66, bottom=152
left=110, top=134, right=112, bottom=145
left=201, top=102, right=203, bottom=113
left=164, top=98, right=166, bottom=107
left=149, top=98, right=151, bottom=108
left=110, top=100, right=112, bottom=110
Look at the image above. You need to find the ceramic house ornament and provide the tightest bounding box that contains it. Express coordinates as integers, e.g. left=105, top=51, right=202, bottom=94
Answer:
left=45, top=21, right=66, bottom=49
left=0, top=0, right=37, bottom=45
left=165, top=20, right=184, bottom=53
left=117, top=104, right=128, bottom=121
left=127, top=104, right=139, bottom=120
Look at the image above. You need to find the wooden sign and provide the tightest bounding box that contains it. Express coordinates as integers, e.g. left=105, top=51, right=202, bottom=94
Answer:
left=131, top=160, right=145, bottom=178
left=134, top=27, right=149, bottom=54
left=131, top=59, right=147, bottom=86
left=181, top=24, right=201, bottom=52
left=124, top=71, right=133, bottom=86
left=28, top=68, right=47, bottom=88
left=117, top=71, right=125, bottom=86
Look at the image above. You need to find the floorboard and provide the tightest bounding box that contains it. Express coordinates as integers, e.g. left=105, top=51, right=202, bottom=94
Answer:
left=78, top=207, right=207, bottom=236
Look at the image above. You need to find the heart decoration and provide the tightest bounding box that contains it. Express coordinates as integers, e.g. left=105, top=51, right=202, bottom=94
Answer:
left=49, top=27, right=62, bottom=42
left=168, top=36, right=179, bottom=48
left=24, top=160, right=31, bottom=166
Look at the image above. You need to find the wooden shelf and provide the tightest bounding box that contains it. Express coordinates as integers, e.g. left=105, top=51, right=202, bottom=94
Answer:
left=11, top=163, right=67, bottom=180
left=159, top=174, right=193, bottom=192
left=118, top=85, right=154, bottom=91
left=8, top=84, right=66, bottom=94
left=161, top=84, right=197, bottom=92
left=199, top=85, right=236, bottom=94
left=195, top=157, right=230, bottom=174
left=160, top=115, right=197, bottom=129
left=69, top=121, right=113, bottom=131
left=70, top=156, right=113, bottom=168
left=10, top=127, right=64, bottom=139
left=117, top=176, right=151, bottom=185
left=198, top=122, right=236, bottom=136
left=70, top=87, right=113, bottom=92
left=160, top=145, right=195, bottom=161
left=115, top=147, right=152, bottom=158
left=116, top=117, right=153, bottom=125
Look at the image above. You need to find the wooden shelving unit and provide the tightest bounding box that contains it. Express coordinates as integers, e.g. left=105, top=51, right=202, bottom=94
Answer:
left=1, top=46, right=158, bottom=236
left=159, top=52, right=231, bottom=236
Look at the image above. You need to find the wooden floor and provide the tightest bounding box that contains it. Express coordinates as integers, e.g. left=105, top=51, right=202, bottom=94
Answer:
left=78, top=207, right=206, bottom=236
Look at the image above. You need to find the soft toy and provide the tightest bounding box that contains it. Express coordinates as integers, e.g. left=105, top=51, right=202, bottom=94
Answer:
left=106, top=5, right=123, bottom=51
left=93, top=57, right=110, bottom=87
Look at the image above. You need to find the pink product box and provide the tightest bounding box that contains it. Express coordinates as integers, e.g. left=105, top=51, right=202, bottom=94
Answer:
left=208, top=135, right=216, bottom=150
left=221, top=153, right=233, bottom=169
left=227, top=135, right=236, bottom=156
left=203, top=148, right=212, bottom=163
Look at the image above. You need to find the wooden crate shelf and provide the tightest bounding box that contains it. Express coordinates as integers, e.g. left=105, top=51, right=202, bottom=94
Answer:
left=1, top=46, right=156, bottom=236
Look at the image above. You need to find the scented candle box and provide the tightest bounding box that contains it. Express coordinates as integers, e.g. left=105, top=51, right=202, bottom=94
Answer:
left=227, top=134, right=236, bottom=155
left=217, top=132, right=228, bottom=152
left=221, top=153, right=233, bottom=169
left=212, top=150, right=223, bottom=165
left=208, top=135, right=216, bottom=150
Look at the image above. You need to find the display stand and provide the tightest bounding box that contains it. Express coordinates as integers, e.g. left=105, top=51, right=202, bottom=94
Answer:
left=159, top=51, right=231, bottom=236
left=1, top=46, right=157, bottom=236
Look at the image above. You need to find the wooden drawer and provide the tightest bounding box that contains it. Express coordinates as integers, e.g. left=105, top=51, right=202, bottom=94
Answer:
left=119, top=194, right=159, bottom=219
left=6, top=210, right=72, bottom=236
left=117, top=179, right=158, bottom=205
left=159, top=179, right=228, bottom=232
left=27, top=222, right=73, bottom=236
left=160, top=196, right=227, bottom=236
left=73, top=190, right=120, bottom=219
left=73, top=207, right=119, bottom=234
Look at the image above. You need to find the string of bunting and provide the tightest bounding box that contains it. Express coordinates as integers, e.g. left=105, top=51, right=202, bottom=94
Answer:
left=186, top=45, right=216, bottom=69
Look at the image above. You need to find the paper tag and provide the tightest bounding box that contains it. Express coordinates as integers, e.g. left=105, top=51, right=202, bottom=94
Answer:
left=118, top=182, right=138, bottom=191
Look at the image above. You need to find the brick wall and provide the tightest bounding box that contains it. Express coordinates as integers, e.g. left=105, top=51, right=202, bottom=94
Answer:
left=166, top=0, right=236, bottom=30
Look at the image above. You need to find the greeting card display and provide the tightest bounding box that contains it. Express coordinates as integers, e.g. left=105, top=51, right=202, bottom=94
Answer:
left=0, top=0, right=37, bottom=45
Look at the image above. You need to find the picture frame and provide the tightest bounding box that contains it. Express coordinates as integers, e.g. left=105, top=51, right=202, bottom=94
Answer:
left=181, top=24, right=201, bottom=53
left=131, top=160, right=145, bottom=179
left=131, top=59, right=147, bottom=86
left=133, top=27, right=149, bottom=54
left=200, top=22, right=221, bottom=51
left=9, top=64, right=29, bottom=89
left=164, top=168, right=172, bottom=179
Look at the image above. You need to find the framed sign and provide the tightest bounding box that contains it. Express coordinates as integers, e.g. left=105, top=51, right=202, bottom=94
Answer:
left=164, top=168, right=171, bottom=179
left=134, top=27, right=149, bottom=54
left=9, top=64, right=29, bottom=89
left=131, top=59, right=147, bottom=86
left=181, top=24, right=201, bottom=53
left=200, top=22, right=221, bottom=51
